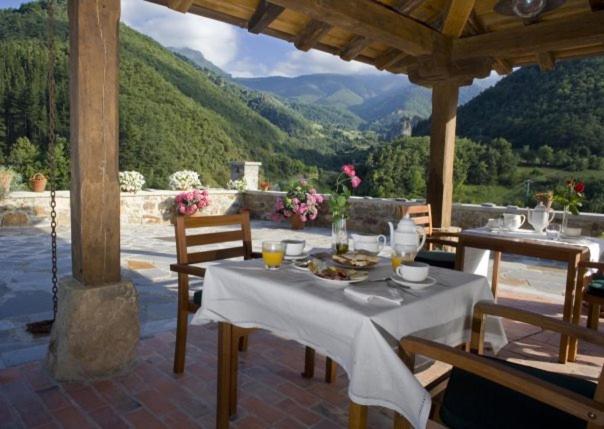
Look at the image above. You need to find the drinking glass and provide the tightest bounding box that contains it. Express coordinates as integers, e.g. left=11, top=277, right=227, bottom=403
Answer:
left=546, top=223, right=561, bottom=241
left=391, top=246, right=417, bottom=271
left=262, top=241, right=285, bottom=270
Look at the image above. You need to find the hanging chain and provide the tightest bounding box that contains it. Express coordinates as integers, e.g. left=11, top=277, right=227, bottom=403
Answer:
left=47, top=0, right=58, bottom=320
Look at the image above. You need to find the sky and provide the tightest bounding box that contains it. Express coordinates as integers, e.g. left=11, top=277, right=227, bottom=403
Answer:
left=3, top=0, right=382, bottom=77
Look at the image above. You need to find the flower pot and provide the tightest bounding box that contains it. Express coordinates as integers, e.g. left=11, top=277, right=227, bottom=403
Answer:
left=289, top=214, right=305, bottom=230
left=29, top=173, right=47, bottom=193
left=0, top=171, right=13, bottom=197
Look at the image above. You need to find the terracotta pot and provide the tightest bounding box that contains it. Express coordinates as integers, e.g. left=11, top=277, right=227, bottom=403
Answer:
left=289, top=214, right=305, bottom=230
left=30, top=173, right=47, bottom=193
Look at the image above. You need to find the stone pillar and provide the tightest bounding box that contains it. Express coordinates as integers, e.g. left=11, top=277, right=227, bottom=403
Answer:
left=230, top=161, right=262, bottom=190
left=427, top=82, right=459, bottom=228
left=48, top=0, right=139, bottom=381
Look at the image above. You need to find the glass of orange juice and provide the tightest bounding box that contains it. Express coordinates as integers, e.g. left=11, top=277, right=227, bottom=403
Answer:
left=262, top=241, right=285, bottom=270
left=391, top=246, right=416, bottom=271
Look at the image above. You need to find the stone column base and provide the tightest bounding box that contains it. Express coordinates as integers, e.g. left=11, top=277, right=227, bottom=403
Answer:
left=47, top=277, right=140, bottom=381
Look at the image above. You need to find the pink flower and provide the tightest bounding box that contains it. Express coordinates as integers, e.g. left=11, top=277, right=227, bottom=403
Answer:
left=351, top=176, right=361, bottom=188
left=342, top=164, right=356, bottom=177
left=299, top=214, right=307, bottom=223
left=298, top=203, right=308, bottom=215
left=271, top=212, right=282, bottom=222
left=179, top=205, right=186, bottom=214
left=316, top=194, right=325, bottom=204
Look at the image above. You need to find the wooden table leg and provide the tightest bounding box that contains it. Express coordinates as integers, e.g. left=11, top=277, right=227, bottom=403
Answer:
left=454, top=243, right=465, bottom=271
left=569, top=253, right=589, bottom=362
left=302, top=346, right=315, bottom=378
left=393, top=413, right=413, bottom=429
left=559, top=255, right=580, bottom=364
left=325, top=357, right=337, bottom=383
left=348, top=401, right=367, bottom=429
left=217, top=322, right=233, bottom=429
left=229, top=329, right=240, bottom=417
left=491, top=251, right=502, bottom=299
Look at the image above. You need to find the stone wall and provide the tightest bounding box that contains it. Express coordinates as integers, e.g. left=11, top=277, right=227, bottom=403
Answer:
left=0, top=190, right=242, bottom=227
left=3, top=189, right=604, bottom=236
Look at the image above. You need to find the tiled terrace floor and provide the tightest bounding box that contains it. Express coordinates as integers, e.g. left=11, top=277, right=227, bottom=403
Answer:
left=0, top=287, right=602, bottom=429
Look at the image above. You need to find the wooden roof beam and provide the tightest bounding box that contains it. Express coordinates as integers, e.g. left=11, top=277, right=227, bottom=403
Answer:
left=452, top=11, right=604, bottom=60
left=294, top=19, right=332, bottom=51
left=408, top=57, right=491, bottom=86
left=269, top=0, right=446, bottom=57
left=441, top=0, right=476, bottom=38
left=391, top=0, right=424, bottom=15
left=248, top=1, right=285, bottom=34
left=339, top=35, right=372, bottom=61
left=375, top=48, right=408, bottom=70
left=492, top=58, right=513, bottom=75
left=537, top=52, right=555, bottom=71
left=167, top=0, right=193, bottom=13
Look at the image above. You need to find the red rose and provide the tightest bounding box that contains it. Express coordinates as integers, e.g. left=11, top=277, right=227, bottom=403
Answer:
left=574, top=182, right=585, bottom=193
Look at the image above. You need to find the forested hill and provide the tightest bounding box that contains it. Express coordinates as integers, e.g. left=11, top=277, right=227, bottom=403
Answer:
left=414, top=57, right=604, bottom=155
left=0, top=1, right=368, bottom=189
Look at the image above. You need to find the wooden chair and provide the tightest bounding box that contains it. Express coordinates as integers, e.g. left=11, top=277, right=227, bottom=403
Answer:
left=395, top=301, right=604, bottom=429
left=396, top=204, right=460, bottom=270
left=580, top=261, right=604, bottom=331
left=170, top=212, right=259, bottom=374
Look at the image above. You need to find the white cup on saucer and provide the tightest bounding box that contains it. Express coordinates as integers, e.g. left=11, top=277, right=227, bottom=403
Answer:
left=396, top=262, right=429, bottom=282
left=282, top=239, right=306, bottom=256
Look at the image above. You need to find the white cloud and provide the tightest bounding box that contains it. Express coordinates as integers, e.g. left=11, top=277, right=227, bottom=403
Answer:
left=269, top=49, right=380, bottom=77
left=121, top=0, right=239, bottom=69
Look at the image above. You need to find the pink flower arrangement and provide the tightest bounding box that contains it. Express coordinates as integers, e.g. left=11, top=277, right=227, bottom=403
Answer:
left=272, top=180, right=325, bottom=223
left=175, top=189, right=210, bottom=216
left=329, top=164, right=362, bottom=219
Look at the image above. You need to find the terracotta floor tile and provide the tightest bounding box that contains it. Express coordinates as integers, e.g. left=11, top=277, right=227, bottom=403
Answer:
left=124, top=408, right=167, bottom=429
left=66, top=385, right=107, bottom=412
left=52, top=406, right=95, bottom=429
left=88, top=405, right=129, bottom=429
left=36, top=385, right=71, bottom=411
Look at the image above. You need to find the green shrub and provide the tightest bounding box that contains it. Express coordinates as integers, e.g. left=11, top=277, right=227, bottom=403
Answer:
left=8, top=137, right=41, bottom=182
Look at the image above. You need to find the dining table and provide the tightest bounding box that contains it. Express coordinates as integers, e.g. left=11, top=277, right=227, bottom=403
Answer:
left=192, top=254, right=507, bottom=429
left=455, top=228, right=604, bottom=364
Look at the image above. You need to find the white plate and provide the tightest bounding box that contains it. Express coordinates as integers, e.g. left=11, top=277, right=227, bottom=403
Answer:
left=291, top=260, right=311, bottom=271
left=390, top=275, right=436, bottom=290
left=284, top=250, right=311, bottom=260
left=312, top=272, right=368, bottom=286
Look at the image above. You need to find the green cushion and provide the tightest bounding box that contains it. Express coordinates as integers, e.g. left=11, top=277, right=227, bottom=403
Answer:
left=588, top=277, right=604, bottom=297
left=193, top=290, right=203, bottom=306
left=416, top=250, right=456, bottom=269
left=441, top=356, right=596, bottom=429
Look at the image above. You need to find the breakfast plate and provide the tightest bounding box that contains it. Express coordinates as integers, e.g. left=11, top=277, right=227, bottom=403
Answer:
left=332, top=252, right=379, bottom=269
left=284, top=250, right=311, bottom=260
left=309, top=259, right=368, bottom=285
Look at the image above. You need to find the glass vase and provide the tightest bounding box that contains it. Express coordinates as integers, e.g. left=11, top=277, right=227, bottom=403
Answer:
left=332, top=217, right=349, bottom=255
left=561, top=205, right=570, bottom=234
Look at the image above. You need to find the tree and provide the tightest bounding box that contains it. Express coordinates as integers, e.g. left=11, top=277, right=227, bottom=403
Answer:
left=537, top=145, right=554, bottom=165
left=8, top=136, right=41, bottom=181
left=48, top=137, right=70, bottom=190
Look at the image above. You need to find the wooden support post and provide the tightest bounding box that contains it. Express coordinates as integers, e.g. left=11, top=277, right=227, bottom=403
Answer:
left=302, top=346, right=315, bottom=378
left=69, top=0, right=121, bottom=286
left=348, top=401, right=368, bottom=429
left=427, top=82, right=459, bottom=228
left=325, top=357, right=337, bottom=383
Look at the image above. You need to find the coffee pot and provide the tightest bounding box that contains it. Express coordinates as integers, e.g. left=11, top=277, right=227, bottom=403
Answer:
left=388, top=214, right=426, bottom=252
left=527, top=202, right=555, bottom=232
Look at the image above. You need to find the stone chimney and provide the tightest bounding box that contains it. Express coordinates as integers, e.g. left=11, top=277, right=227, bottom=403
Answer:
left=230, top=161, right=261, bottom=191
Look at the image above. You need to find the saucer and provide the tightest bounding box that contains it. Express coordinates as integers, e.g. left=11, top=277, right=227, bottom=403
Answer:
left=390, top=275, right=436, bottom=290
left=284, top=250, right=311, bottom=260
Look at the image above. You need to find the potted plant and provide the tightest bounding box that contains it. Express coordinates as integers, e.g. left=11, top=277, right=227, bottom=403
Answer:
left=0, top=167, right=15, bottom=200
left=553, top=179, right=585, bottom=233
left=29, top=173, right=47, bottom=192
left=169, top=170, right=202, bottom=191
left=260, top=181, right=270, bottom=191
left=227, top=179, right=247, bottom=192
left=119, top=171, right=145, bottom=193
left=174, top=189, right=210, bottom=216
left=272, top=179, right=324, bottom=230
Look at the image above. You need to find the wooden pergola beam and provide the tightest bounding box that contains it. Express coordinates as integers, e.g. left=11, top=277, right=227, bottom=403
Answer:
left=493, top=58, right=513, bottom=75
left=391, top=0, right=424, bottom=15
left=269, top=0, right=446, bottom=56
left=339, top=35, right=372, bottom=61
left=441, top=0, right=475, bottom=38
left=294, top=19, right=332, bottom=51
left=167, top=0, right=193, bottom=13
left=375, top=48, right=408, bottom=70
left=453, top=11, right=604, bottom=60
left=248, top=0, right=284, bottom=34
left=537, top=51, right=555, bottom=71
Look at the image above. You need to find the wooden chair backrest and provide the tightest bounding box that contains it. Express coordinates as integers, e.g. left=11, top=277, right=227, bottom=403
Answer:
left=397, top=204, right=433, bottom=236
left=174, top=212, right=253, bottom=266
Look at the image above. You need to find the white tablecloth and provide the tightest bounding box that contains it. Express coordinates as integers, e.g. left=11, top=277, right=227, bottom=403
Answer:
left=463, top=228, right=604, bottom=276
left=192, top=259, right=507, bottom=429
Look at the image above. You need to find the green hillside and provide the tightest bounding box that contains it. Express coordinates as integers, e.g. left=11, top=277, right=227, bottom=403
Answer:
left=0, top=0, right=364, bottom=189
left=415, top=57, right=604, bottom=156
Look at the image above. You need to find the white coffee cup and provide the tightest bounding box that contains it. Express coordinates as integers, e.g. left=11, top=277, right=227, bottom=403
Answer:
left=282, top=239, right=305, bottom=256
left=396, top=261, right=429, bottom=282
left=503, top=213, right=526, bottom=231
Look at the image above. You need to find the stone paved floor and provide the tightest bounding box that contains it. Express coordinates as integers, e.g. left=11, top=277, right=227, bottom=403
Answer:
left=0, top=289, right=602, bottom=429
left=0, top=221, right=580, bottom=368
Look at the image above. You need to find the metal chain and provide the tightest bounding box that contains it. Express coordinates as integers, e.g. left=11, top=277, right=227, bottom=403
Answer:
left=47, top=0, right=58, bottom=319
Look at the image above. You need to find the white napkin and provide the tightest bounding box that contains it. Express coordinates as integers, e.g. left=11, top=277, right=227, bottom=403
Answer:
left=344, top=285, right=404, bottom=306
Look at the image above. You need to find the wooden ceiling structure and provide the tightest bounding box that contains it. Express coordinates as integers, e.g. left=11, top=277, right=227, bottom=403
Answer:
left=143, top=0, right=604, bottom=227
